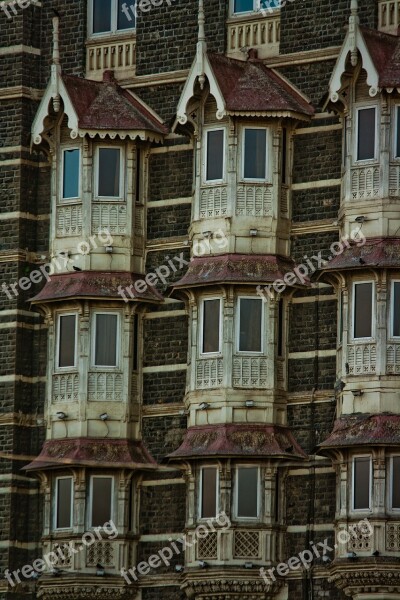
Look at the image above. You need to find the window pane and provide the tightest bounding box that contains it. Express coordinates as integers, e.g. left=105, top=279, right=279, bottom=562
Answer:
left=201, top=468, right=217, bottom=518
left=206, top=130, right=224, bottom=181
left=98, top=148, right=121, bottom=197
left=354, top=283, right=373, bottom=338
left=95, top=314, right=118, bottom=366
left=393, top=283, right=400, bottom=336
left=57, top=478, right=72, bottom=529
left=244, top=129, right=267, bottom=179
left=393, top=457, right=400, bottom=509
left=202, top=300, right=220, bottom=353
left=59, top=315, right=76, bottom=368
left=239, top=298, right=262, bottom=352
left=354, top=457, right=370, bottom=510
left=63, top=149, right=80, bottom=199
left=396, top=107, right=400, bottom=158
left=237, top=468, right=258, bottom=518
left=278, top=298, right=284, bottom=356
left=261, top=0, right=280, bottom=9
left=93, top=0, right=112, bottom=33
left=357, top=108, right=376, bottom=160
left=234, top=0, right=254, bottom=11
left=118, top=0, right=135, bottom=29
left=91, top=478, right=112, bottom=526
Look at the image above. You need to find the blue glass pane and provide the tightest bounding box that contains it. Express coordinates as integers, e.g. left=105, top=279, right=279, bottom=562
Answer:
left=63, top=149, right=80, bottom=199
left=118, top=0, right=135, bottom=29
left=93, top=0, right=112, bottom=33
left=234, top=0, right=254, bottom=13
left=261, top=0, right=280, bottom=9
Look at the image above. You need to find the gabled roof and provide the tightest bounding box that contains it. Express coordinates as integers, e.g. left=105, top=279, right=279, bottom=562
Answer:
left=361, top=27, right=400, bottom=88
left=32, top=70, right=168, bottom=145
left=319, top=414, right=400, bottom=449
left=176, top=51, right=314, bottom=124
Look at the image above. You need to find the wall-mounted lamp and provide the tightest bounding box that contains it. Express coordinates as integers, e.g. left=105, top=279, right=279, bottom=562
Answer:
left=56, top=412, right=67, bottom=420
left=355, top=215, right=367, bottom=223
left=202, top=231, right=212, bottom=239
left=245, top=400, right=255, bottom=408
left=105, top=246, right=113, bottom=254
left=244, top=562, right=254, bottom=569
left=198, top=561, right=208, bottom=569
left=249, top=229, right=258, bottom=237
left=100, top=413, right=109, bottom=421
left=175, top=565, right=184, bottom=573
left=351, top=390, right=364, bottom=397
left=199, top=402, right=210, bottom=410
left=96, top=563, right=105, bottom=577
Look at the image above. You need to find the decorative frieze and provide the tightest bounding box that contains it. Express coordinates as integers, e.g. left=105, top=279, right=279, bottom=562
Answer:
left=379, top=0, right=400, bottom=33
left=196, top=358, right=224, bottom=389
left=232, top=356, right=268, bottom=388
left=236, top=184, right=273, bottom=217
left=350, top=166, right=380, bottom=200
left=56, top=204, right=83, bottom=237
left=199, top=187, right=228, bottom=218
left=233, top=530, right=261, bottom=559
left=91, top=203, right=127, bottom=235
left=88, top=372, right=123, bottom=401
left=347, top=343, right=376, bottom=374
left=52, top=373, right=79, bottom=403
left=86, top=38, right=136, bottom=80
left=386, top=522, right=400, bottom=551
left=227, top=12, right=280, bottom=60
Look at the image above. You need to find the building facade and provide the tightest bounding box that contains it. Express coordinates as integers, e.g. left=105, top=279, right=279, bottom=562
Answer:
left=0, top=0, right=400, bottom=599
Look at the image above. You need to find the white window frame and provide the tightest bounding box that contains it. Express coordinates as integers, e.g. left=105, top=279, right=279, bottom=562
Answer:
left=390, top=280, right=400, bottom=339
left=91, top=311, right=120, bottom=369
left=234, top=466, right=260, bottom=520
left=56, top=313, right=78, bottom=371
left=54, top=476, right=74, bottom=530
left=89, top=475, right=114, bottom=528
left=389, top=455, right=400, bottom=511
left=236, top=296, right=264, bottom=354
left=241, top=126, right=269, bottom=182
left=60, top=146, right=81, bottom=202
left=355, top=105, right=378, bottom=163
left=352, top=281, right=375, bottom=341
left=88, top=0, right=136, bottom=37
left=230, top=0, right=280, bottom=15
left=352, top=455, right=372, bottom=512
left=199, top=298, right=223, bottom=356
left=199, top=466, right=219, bottom=520
left=203, top=127, right=226, bottom=184
left=94, top=146, right=125, bottom=201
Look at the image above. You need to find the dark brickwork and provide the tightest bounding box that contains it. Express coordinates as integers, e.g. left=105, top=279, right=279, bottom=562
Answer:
left=147, top=204, right=191, bottom=240
left=142, top=415, right=187, bottom=462
left=143, top=370, right=186, bottom=405
left=290, top=300, right=337, bottom=353
left=143, top=315, right=188, bottom=366
left=292, top=187, right=341, bottom=222
left=148, top=151, right=193, bottom=202
left=293, top=131, right=342, bottom=184
left=142, top=587, right=186, bottom=600
left=288, top=402, right=336, bottom=453
left=139, top=484, right=186, bottom=534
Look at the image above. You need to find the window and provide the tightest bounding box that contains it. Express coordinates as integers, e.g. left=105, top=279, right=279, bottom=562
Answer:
left=243, top=128, right=268, bottom=180
left=200, top=468, right=218, bottom=519
left=233, top=0, right=280, bottom=13
left=357, top=107, right=377, bottom=161
left=57, top=314, right=77, bottom=369
left=277, top=298, right=284, bottom=357
left=96, top=147, right=123, bottom=199
left=391, top=281, right=400, bottom=337
left=205, top=129, right=225, bottom=182
left=90, top=0, right=135, bottom=35
left=395, top=107, right=400, bottom=158
left=353, top=457, right=371, bottom=511
left=391, top=456, right=400, bottom=510
left=201, top=299, right=221, bottom=354
left=93, top=313, right=119, bottom=367
left=55, top=477, right=73, bottom=529
left=353, top=282, right=373, bottom=339
left=237, top=297, right=263, bottom=353
left=338, top=290, right=344, bottom=344
left=235, top=467, right=259, bottom=518
left=62, top=148, right=80, bottom=200
left=90, top=476, right=113, bottom=527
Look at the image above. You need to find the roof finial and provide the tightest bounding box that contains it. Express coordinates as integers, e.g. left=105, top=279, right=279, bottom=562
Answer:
left=197, top=0, right=206, bottom=89
left=52, top=16, right=60, bottom=67
left=51, top=15, right=61, bottom=112
left=349, top=0, right=359, bottom=67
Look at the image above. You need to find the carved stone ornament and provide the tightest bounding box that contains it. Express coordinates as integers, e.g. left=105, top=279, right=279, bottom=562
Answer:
left=181, top=575, right=283, bottom=599
left=328, top=563, right=400, bottom=597
left=37, top=577, right=138, bottom=600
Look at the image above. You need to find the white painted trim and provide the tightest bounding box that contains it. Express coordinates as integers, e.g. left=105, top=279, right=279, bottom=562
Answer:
left=150, top=144, right=192, bottom=155
left=0, top=212, right=49, bottom=221
left=94, top=145, right=125, bottom=201
left=199, top=466, right=219, bottom=519
left=141, top=479, right=185, bottom=487
left=144, top=310, right=187, bottom=320
left=288, top=349, right=336, bottom=359
left=295, top=124, right=342, bottom=135
left=199, top=297, right=223, bottom=356
left=147, top=197, right=192, bottom=208
left=286, top=524, right=334, bottom=533
left=0, top=375, right=47, bottom=383
left=54, top=476, right=74, bottom=530
left=291, top=179, right=341, bottom=190
left=32, top=75, right=79, bottom=145
left=203, top=127, right=226, bottom=184
left=0, top=45, right=41, bottom=56
left=91, top=311, right=120, bottom=368
left=142, top=364, right=187, bottom=373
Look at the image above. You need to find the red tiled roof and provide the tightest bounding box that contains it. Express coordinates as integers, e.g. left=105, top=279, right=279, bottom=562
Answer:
left=168, top=424, right=307, bottom=459
left=172, top=253, right=305, bottom=289
left=62, top=73, right=168, bottom=135
left=207, top=53, right=314, bottom=117
left=321, top=238, right=400, bottom=272
left=30, top=271, right=163, bottom=304
left=319, top=414, right=400, bottom=449
left=361, top=27, right=400, bottom=88
left=24, top=438, right=158, bottom=471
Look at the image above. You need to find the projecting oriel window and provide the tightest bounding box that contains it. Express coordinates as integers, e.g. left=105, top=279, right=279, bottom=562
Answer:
left=357, top=107, right=377, bottom=161
left=96, top=147, right=123, bottom=199
left=391, top=456, right=400, bottom=510
left=90, top=476, right=113, bottom=527
left=200, top=467, right=218, bottom=519
left=205, top=129, right=225, bottom=182
left=235, top=467, right=259, bottom=518
left=90, top=0, right=135, bottom=35
left=243, top=128, right=268, bottom=180
left=57, top=314, right=77, bottom=369
left=93, top=313, right=119, bottom=367
left=238, top=297, right=263, bottom=353
left=353, top=456, right=371, bottom=511
left=62, top=148, right=80, bottom=200
left=201, top=299, right=221, bottom=354
left=233, top=0, right=279, bottom=13
left=55, top=477, right=73, bottom=529
left=353, top=282, right=373, bottom=339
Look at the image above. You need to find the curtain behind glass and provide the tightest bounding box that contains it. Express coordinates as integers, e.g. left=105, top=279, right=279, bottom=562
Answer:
left=202, top=300, right=220, bottom=353
left=237, top=468, right=258, bottom=517
left=91, top=478, right=112, bottom=526
left=357, top=108, right=376, bottom=160
left=354, top=283, right=372, bottom=338
left=244, top=129, right=266, bottom=179
left=98, top=148, right=120, bottom=197
left=354, top=458, right=370, bottom=510
left=201, top=468, right=217, bottom=518
left=95, top=314, right=118, bottom=366
left=239, top=299, right=262, bottom=352
left=93, top=0, right=112, bottom=33
left=59, top=315, right=76, bottom=368
left=57, top=478, right=72, bottom=528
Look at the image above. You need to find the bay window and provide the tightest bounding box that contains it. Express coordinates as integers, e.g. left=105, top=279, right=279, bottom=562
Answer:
left=90, top=476, right=113, bottom=527
left=243, top=128, right=268, bottom=180
left=55, top=477, right=73, bottom=529
left=57, top=314, right=77, bottom=369
left=201, top=299, right=222, bottom=354
left=96, top=147, right=123, bottom=199
left=89, top=0, right=135, bottom=35
left=353, top=282, right=374, bottom=339
left=356, top=106, right=377, bottom=161
left=205, top=129, right=225, bottom=182
left=62, top=148, right=80, bottom=200
left=237, top=297, right=263, bottom=353
left=200, top=467, right=218, bottom=519
left=93, top=313, right=119, bottom=367
left=352, top=456, right=371, bottom=511
left=235, top=467, right=259, bottom=518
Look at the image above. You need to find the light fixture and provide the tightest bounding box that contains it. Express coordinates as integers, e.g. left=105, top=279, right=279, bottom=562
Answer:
left=245, top=400, right=255, bottom=408
left=96, top=563, right=105, bottom=577
left=179, top=409, right=188, bottom=416
left=175, top=565, right=184, bottom=573
left=100, top=413, right=109, bottom=421
left=56, top=412, right=67, bottom=420
left=198, top=561, right=208, bottom=569
left=202, top=231, right=212, bottom=239
left=351, top=390, right=364, bottom=397
left=355, top=215, right=367, bottom=223
left=249, top=229, right=258, bottom=237
left=199, top=402, right=210, bottom=410
left=105, top=246, right=113, bottom=254
left=244, top=562, right=254, bottom=569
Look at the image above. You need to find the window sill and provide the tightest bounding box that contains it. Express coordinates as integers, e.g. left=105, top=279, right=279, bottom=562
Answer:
left=227, top=9, right=279, bottom=24
left=86, top=31, right=136, bottom=45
